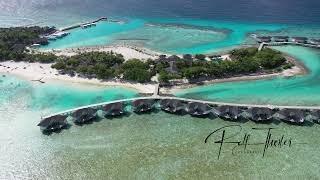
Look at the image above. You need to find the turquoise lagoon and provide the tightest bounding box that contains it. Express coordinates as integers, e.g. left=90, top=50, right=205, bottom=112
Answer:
left=41, top=18, right=320, bottom=54
left=176, top=46, right=320, bottom=106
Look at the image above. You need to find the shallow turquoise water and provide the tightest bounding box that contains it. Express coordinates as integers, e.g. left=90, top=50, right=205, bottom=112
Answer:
left=1, top=47, right=320, bottom=180
left=176, top=46, right=320, bottom=105
left=40, top=18, right=287, bottom=54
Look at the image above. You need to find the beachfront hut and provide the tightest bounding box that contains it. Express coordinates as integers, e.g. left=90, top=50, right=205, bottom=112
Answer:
left=213, top=105, right=241, bottom=120
left=273, top=36, right=289, bottom=42
left=103, top=102, right=126, bottom=116
left=309, top=39, right=320, bottom=45
left=165, top=61, right=179, bottom=74
left=309, top=110, right=320, bottom=123
left=38, top=115, right=68, bottom=132
left=246, top=107, right=274, bottom=122
left=187, top=102, right=212, bottom=117
left=276, top=109, right=305, bottom=124
left=292, top=37, right=308, bottom=44
left=160, top=99, right=186, bottom=113
left=183, top=54, right=193, bottom=61
left=72, top=107, right=98, bottom=124
left=256, top=36, right=272, bottom=43
left=132, top=99, right=155, bottom=113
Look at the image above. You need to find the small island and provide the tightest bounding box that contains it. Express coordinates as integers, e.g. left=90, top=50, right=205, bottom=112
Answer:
left=0, top=26, right=306, bottom=94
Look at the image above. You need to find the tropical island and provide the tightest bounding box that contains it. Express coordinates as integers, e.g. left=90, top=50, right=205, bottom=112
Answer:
left=0, top=26, right=305, bottom=94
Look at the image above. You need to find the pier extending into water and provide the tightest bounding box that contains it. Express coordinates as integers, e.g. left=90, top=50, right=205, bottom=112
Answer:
left=258, top=42, right=320, bottom=51
left=39, top=93, right=320, bottom=133
left=59, top=17, right=108, bottom=31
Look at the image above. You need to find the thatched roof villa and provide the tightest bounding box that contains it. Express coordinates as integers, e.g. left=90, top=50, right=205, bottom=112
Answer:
left=72, top=107, right=98, bottom=124
left=246, top=107, right=274, bottom=122
left=309, top=39, right=320, bottom=45
left=160, top=99, right=186, bottom=113
left=132, top=99, right=155, bottom=113
left=273, top=36, right=289, bottom=42
left=256, top=36, right=272, bottom=43
left=292, top=37, right=308, bottom=44
left=276, top=109, right=305, bottom=124
left=187, top=102, right=212, bottom=117
left=309, top=110, right=320, bottom=123
left=213, top=105, right=242, bottom=120
left=103, top=102, right=126, bottom=117
left=38, top=114, right=68, bottom=132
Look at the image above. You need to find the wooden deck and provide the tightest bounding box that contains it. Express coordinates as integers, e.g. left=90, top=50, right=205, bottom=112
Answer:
left=43, top=96, right=320, bottom=119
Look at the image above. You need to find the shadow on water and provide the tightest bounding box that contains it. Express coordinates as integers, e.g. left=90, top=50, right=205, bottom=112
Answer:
left=41, top=124, right=72, bottom=136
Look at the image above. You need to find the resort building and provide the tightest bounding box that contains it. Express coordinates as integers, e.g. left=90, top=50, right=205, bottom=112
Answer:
left=213, top=105, right=242, bottom=120
left=38, top=115, right=68, bottom=132
left=309, top=110, right=320, bottom=123
left=132, top=99, right=155, bottom=113
left=246, top=107, right=274, bottom=122
left=273, top=36, right=289, bottom=42
left=276, top=109, right=305, bottom=124
left=160, top=99, right=186, bottom=113
left=72, top=107, right=98, bottom=124
left=291, top=37, right=308, bottom=44
left=256, top=36, right=272, bottom=43
left=309, top=39, right=320, bottom=45
left=187, top=102, right=212, bottom=117
left=103, top=102, right=126, bottom=116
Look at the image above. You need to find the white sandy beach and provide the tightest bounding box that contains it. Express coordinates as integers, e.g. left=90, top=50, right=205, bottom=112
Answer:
left=0, top=56, right=304, bottom=95
left=0, top=61, right=157, bottom=94
left=39, top=45, right=163, bottom=60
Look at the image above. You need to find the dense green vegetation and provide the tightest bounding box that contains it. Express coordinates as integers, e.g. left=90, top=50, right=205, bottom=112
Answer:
left=52, top=52, right=154, bottom=83
left=158, top=47, right=288, bottom=82
left=0, top=26, right=55, bottom=61
left=0, top=26, right=290, bottom=84
left=51, top=47, right=289, bottom=83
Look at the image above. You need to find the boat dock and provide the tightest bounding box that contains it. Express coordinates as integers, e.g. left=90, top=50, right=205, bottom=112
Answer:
left=59, top=17, right=108, bottom=31
left=259, top=42, right=320, bottom=51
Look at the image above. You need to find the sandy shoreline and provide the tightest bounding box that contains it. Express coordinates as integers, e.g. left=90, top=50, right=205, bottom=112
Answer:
left=0, top=61, right=157, bottom=94
left=0, top=52, right=306, bottom=95
left=1, top=44, right=308, bottom=94
left=39, top=45, right=164, bottom=60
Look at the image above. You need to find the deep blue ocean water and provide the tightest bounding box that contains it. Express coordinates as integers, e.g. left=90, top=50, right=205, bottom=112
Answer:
left=0, top=0, right=320, bottom=27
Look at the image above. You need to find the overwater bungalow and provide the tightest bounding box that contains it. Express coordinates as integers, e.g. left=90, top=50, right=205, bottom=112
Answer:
left=38, top=115, right=68, bottom=132
left=273, top=36, right=289, bottom=42
left=292, top=37, right=308, bottom=44
left=309, top=110, right=320, bottom=123
left=72, top=107, right=98, bottom=124
left=309, top=39, right=320, bottom=45
left=213, top=105, right=241, bottom=120
left=277, top=109, right=305, bottom=124
left=256, top=36, right=272, bottom=43
left=103, top=102, right=126, bottom=116
left=132, top=99, right=155, bottom=113
left=246, top=107, right=274, bottom=122
left=187, top=102, right=212, bottom=117
left=160, top=99, right=185, bottom=113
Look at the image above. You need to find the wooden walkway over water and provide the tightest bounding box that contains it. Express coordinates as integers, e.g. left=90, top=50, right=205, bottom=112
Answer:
left=258, top=42, right=320, bottom=51
left=43, top=96, right=320, bottom=119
